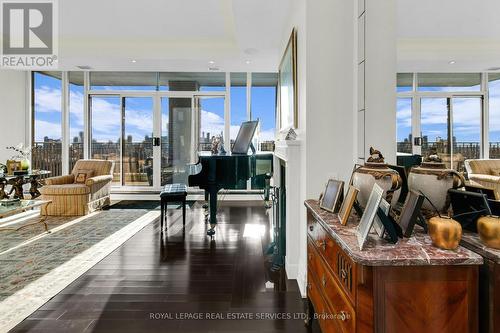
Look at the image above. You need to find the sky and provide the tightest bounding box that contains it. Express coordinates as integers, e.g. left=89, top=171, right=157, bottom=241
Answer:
left=33, top=72, right=277, bottom=144
left=397, top=80, right=500, bottom=143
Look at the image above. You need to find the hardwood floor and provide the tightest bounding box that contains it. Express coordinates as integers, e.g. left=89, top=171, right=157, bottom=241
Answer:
left=10, top=201, right=318, bottom=333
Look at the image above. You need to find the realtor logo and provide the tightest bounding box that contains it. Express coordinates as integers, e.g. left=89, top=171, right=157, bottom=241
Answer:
left=1, top=0, right=58, bottom=69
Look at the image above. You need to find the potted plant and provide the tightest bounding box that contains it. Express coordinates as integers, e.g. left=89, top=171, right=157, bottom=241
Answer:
left=6, top=143, right=35, bottom=171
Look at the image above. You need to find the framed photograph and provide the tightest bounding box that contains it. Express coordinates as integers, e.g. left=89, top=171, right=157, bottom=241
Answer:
left=356, top=184, right=384, bottom=250
left=320, top=179, right=344, bottom=213
left=399, top=190, right=425, bottom=237
left=373, top=198, right=390, bottom=238
left=6, top=160, right=21, bottom=176
left=338, top=185, right=359, bottom=225
left=278, top=28, right=298, bottom=130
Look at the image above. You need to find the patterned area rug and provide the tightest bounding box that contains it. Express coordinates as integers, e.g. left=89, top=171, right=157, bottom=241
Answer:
left=0, top=207, right=160, bottom=332
left=0, top=209, right=153, bottom=301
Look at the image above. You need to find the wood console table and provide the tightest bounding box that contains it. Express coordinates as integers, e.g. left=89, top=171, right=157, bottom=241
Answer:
left=305, top=199, right=482, bottom=333
left=461, top=232, right=500, bottom=333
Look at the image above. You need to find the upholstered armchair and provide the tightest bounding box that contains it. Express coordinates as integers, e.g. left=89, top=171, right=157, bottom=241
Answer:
left=40, top=159, right=114, bottom=216
left=464, top=159, right=500, bottom=200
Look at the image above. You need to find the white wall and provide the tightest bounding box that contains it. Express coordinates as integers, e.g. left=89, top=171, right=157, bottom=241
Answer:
left=0, top=71, right=29, bottom=164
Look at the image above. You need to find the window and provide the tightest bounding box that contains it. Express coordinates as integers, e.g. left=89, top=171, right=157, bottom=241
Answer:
left=396, top=98, right=412, bottom=154
left=32, top=71, right=62, bottom=176
left=417, top=73, right=481, bottom=92
left=251, top=73, right=277, bottom=151
left=489, top=73, right=500, bottom=158
left=397, top=73, right=413, bottom=92
left=230, top=73, right=247, bottom=144
left=69, top=72, right=84, bottom=171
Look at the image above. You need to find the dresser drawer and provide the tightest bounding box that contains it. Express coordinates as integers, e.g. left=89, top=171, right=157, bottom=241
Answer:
left=308, top=241, right=356, bottom=333
left=307, top=272, right=339, bottom=333
left=309, top=221, right=357, bottom=303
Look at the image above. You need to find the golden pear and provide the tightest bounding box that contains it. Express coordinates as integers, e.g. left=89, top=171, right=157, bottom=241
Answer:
left=428, top=216, right=462, bottom=250
left=477, top=216, right=500, bottom=250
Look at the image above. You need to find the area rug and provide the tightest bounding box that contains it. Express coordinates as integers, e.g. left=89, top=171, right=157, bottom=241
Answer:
left=0, top=207, right=160, bottom=332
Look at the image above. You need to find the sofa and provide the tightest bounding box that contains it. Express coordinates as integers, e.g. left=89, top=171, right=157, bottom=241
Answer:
left=40, top=159, right=114, bottom=216
left=464, top=159, right=500, bottom=200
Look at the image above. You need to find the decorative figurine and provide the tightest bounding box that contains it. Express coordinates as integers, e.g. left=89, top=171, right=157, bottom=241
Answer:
left=8, top=177, right=25, bottom=199
left=0, top=177, right=9, bottom=199
left=352, top=147, right=402, bottom=209
left=29, top=176, right=44, bottom=199
left=211, top=136, right=220, bottom=155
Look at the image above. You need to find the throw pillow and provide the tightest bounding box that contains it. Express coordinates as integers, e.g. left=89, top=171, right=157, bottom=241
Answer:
left=74, top=170, right=94, bottom=184
left=490, top=168, right=500, bottom=176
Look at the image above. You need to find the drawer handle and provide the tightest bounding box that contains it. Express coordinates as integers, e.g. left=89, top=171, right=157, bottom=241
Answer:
left=308, top=253, right=312, bottom=261
left=320, top=240, right=326, bottom=251
left=340, top=269, right=347, bottom=279
left=309, top=225, right=314, bottom=232
left=307, top=283, right=312, bottom=290
left=321, top=275, right=326, bottom=287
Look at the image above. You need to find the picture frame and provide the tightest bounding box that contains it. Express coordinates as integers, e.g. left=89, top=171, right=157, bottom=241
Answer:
left=319, top=179, right=344, bottom=213
left=398, top=190, right=425, bottom=237
left=278, top=28, right=298, bottom=130
left=356, top=184, right=384, bottom=250
left=338, top=185, right=359, bottom=225
left=373, top=198, right=390, bottom=238
left=6, top=160, right=21, bottom=176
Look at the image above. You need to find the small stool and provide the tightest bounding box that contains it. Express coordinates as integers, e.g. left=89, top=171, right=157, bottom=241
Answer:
left=160, top=184, right=188, bottom=231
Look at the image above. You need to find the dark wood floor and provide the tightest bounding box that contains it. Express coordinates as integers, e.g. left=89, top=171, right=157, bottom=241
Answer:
left=11, top=201, right=319, bottom=333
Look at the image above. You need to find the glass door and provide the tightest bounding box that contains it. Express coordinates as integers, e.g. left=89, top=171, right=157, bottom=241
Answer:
left=90, top=95, right=122, bottom=185
left=160, top=97, right=194, bottom=186
left=196, top=96, right=226, bottom=151
left=420, top=98, right=450, bottom=162
left=122, top=97, right=154, bottom=187
left=451, top=97, right=482, bottom=171
left=90, top=95, right=155, bottom=188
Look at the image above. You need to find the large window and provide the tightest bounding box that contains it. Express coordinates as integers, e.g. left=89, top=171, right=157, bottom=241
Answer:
left=251, top=73, right=277, bottom=151
left=489, top=74, right=500, bottom=158
left=69, top=72, right=84, bottom=171
left=32, top=71, right=277, bottom=189
left=398, top=73, right=485, bottom=170
left=32, top=72, right=62, bottom=176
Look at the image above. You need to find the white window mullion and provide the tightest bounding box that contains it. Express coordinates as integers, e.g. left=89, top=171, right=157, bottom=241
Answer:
left=224, top=72, right=230, bottom=152
left=61, top=72, right=70, bottom=175
left=83, top=71, right=90, bottom=159
left=483, top=73, right=489, bottom=159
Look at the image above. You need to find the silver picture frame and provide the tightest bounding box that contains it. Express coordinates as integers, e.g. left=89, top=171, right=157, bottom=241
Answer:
left=356, top=183, right=384, bottom=250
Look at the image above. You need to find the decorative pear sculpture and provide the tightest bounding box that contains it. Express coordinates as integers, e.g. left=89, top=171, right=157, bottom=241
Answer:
left=477, top=216, right=500, bottom=249
left=428, top=216, right=462, bottom=250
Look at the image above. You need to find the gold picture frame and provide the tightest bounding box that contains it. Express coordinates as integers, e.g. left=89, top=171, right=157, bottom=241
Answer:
left=6, top=160, right=21, bottom=175
left=278, top=28, right=298, bottom=130
left=338, top=185, right=359, bottom=225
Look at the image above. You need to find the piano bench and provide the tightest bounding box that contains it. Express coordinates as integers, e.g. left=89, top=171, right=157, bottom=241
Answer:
left=159, top=184, right=188, bottom=231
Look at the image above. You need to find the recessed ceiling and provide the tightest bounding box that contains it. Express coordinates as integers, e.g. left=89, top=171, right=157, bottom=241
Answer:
left=397, top=0, right=500, bottom=72
left=58, top=0, right=290, bottom=72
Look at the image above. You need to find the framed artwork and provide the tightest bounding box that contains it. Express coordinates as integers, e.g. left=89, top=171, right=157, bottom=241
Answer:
left=373, top=198, right=390, bottom=238
left=338, top=185, right=359, bottom=225
left=320, top=179, right=344, bottom=213
left=278, top=28, right=298, bottom=130
left=356, top=184, right=384, bottom=250
left=6, top=160, right=21, bottom=176
left=399, top=190, right=425, bottom=237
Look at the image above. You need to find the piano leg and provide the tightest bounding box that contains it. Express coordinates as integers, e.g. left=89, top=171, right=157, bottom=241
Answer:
left=207, top=187, right=218, bottom=236
left=203, top=191, right=209, bottom=210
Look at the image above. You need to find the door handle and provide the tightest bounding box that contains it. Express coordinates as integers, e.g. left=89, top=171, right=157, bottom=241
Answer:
left=153, top=137, right=160, bottom=146
left=413, top=137, right=422, bottom=146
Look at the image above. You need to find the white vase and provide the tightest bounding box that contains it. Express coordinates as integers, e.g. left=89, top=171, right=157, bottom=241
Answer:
left=408, top=162, right=465, bottom=214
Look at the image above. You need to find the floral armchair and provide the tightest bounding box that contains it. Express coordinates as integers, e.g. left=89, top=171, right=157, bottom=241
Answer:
left=40, top=159, right=114, bottom=216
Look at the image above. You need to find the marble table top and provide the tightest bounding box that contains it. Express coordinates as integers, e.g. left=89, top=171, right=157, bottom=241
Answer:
left=461, top=231, right=500, bottom=264
left=305, top=199, right=483, bottom=267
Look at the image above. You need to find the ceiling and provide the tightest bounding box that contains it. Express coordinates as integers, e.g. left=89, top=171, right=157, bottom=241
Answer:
left=56, top=0, right=500, bottom=73
left=397, top=0, right=500, bottom=72
left=57, top=0, right=290, bottom=72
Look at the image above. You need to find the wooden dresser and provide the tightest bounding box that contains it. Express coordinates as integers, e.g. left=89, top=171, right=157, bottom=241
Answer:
left=305, top=200, right=482, bottom=333
left=461, top=232, right=500, bottom=333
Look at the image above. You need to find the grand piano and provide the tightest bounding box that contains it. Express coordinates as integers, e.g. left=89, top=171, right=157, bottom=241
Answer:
left=188, top=121, right=273, bottom=235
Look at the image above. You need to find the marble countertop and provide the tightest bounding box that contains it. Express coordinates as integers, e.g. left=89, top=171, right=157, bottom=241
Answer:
left=305, top=200, right=483, bottom=267
left=461, top=231, right=500, bottom=264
